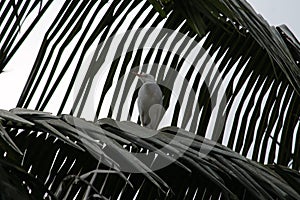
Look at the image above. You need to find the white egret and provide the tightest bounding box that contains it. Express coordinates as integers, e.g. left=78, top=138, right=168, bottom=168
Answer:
left=132, top=72, right=164, bottom=130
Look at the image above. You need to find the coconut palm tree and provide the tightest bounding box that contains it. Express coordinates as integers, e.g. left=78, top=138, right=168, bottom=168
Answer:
left=0, top=0, right=300, bottom=199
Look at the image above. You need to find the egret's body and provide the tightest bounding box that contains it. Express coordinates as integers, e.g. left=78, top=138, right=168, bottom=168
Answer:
left=133, top=73, right=164, bottom=130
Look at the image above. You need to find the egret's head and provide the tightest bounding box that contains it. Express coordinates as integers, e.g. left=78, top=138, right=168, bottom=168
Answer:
left=132, top=72, right=155, bottom=83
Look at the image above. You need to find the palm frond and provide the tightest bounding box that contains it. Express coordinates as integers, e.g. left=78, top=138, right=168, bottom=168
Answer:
left=0, top=158, right=57, bottom=200
left=0, top=0, right=52, bottom=72
left=0, top=108, right=300, bottom=199
left=8, top=0, right=300, bottom=170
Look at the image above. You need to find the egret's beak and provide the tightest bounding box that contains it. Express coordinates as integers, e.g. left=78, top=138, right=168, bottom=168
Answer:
left=132, top=71, right=143, bottom=77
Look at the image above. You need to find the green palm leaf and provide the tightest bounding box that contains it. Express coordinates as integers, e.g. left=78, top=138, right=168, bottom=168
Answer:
left=0, top=110, right=299, bottom=199
left=9, top=0, right=299, bottom=169
left=1, top=0, right=300, bottom=199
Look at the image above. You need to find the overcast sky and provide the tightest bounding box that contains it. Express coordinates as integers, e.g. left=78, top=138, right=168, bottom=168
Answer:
left=247, top=0, right=300, bottom=39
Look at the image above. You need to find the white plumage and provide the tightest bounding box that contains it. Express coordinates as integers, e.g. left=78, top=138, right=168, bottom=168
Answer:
left=133, top=72, right=164, bottom=130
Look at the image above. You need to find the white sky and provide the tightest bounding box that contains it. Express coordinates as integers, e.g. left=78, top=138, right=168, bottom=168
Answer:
left=247, top=0, right=300, bottom=38
left=0, top=0, right=299, bottom=110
